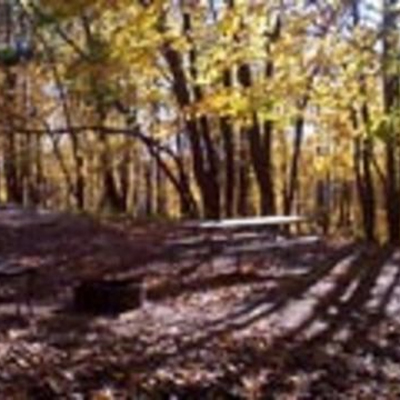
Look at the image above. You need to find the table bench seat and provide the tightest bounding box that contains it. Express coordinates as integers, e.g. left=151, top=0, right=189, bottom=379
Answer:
left=166, top=215, right=315, bottom=266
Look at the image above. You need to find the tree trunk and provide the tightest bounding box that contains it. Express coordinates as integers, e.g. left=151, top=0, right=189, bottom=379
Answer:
left=220, top=116, right=235, bottom=217
left=237, top=132, right=251, bottom=216
left=237, top=63, right=275, bottom=215
left=163, top=43, right=220, bottom=218
left=354, top=137, right=376, bottom=241
left=117, top=140, right=131, bottom=213
left=99, top=133, right=124, bottom=213
left=4, top=134, right=23, bottom=204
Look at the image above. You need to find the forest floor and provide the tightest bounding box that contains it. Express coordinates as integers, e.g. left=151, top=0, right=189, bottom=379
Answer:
left=1, top=206, right=400, bottom=399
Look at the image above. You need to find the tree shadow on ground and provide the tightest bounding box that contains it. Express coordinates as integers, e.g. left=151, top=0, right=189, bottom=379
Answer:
left=143, top=244, right=399, bottom=368
left=272, top=245, right=393, bottom=344
left=4, top=233, right=400, bottom=398
left=172, top=243, right=357, bottom=345
left=111, top=242, right=357, bottom=373
left=117, top=243, right=400, bottom=398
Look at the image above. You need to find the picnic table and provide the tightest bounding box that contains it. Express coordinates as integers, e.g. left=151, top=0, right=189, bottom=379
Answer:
left=167, top=215, right=315, bottom=265
left=183, top=215, right=307, bottom=232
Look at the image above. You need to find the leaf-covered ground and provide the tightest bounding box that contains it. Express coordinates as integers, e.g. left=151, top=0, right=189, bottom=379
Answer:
left=1, top=207, right=400, bottom=399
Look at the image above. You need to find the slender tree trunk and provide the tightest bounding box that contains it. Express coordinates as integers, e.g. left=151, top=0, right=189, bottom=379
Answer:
left=156, top=161, right=167, bottom=216
left=117, top=139, right=131, bottom=213
left=354, top=137, right=376, bottom=241
left=284, top=91, right=312, bottom=215
left=175, top=131, right=199, bottom=218
left=284, top=115, right=305, bottom=215
left=33, top=133, right=44, bottom=206
left=237, top=132, right=251, bottom=216
left=3, top=71, right=23, bottom=204
left=99, top=133, right=124, bottom=212
left=145, top=161, right=154, bottom=217
left=219, top=67, right=236, bottom=218
left=4, top=134, right=23, bottom=204
left=221, top=116, right=235, bottom=217
left=244, top=112, right=275, bottom=215
left=262, top=120, right=276, bottom=214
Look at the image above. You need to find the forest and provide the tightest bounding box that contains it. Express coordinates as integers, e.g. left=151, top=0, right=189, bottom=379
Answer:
left=1, top=0, right=400, bottom=398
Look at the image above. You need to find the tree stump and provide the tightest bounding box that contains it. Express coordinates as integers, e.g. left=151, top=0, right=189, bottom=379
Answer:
left=73, top=277, right=143, bottom=314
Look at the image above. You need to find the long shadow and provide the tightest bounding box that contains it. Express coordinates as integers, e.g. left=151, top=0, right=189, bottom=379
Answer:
left=375, top=251, right=400, bottom=314
left=139, top=243, right=358, bottom=369
left=305, top=245, right=393, bottom=346
left=183, top=245, right=397, bottom=396
left=192, top=242, right=357, bottom=334
left=231, top=245, right=399, bottom=397
left=109, top=242, right=372, bottom=395
left=274, top=245, right=393, bottom=348
left=338, top=247, right=400, bottom=352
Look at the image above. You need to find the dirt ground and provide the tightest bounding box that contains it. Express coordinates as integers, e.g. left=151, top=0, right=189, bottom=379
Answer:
left=1, top=207, right=400, bottom=399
